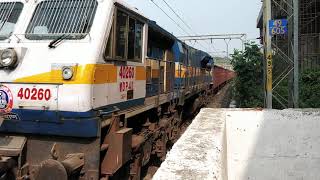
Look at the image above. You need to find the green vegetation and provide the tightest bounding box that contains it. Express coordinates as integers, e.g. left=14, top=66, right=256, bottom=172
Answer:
left=300, top=69, right=320, bottom=108
left=230, top=42, right=264, bottom=108
left=271, top=69, right=320, bottom=109
left=230, top=42, right=320, bottom=109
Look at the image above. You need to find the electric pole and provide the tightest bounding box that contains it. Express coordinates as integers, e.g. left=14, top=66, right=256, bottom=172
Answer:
left=264, top=0, right=273, bottom=109
left=293, top=0, right=299, bottom=108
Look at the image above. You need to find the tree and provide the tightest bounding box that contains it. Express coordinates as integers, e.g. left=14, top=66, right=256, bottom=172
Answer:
left=230, top=42, right=264, bottom=108
left=299, top=69, right=320, bottom=108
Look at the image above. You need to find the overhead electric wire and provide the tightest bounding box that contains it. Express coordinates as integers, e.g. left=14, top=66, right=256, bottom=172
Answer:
left=160, top=0, right=219, bottom=53
left=161, top=0, right=193, bottom=32
left=162, top=0, right=217, bottom=51
left=150, top=0, right=191, bottom=36
left=150, top=0, right=217, bottom=54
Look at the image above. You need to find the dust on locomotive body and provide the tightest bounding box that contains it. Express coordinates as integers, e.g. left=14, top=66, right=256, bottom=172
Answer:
left=0, top=0, right=214, bottom=179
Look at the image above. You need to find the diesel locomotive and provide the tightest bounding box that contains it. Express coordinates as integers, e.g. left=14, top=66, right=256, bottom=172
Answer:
left=0, top=0, right=214, bottom=179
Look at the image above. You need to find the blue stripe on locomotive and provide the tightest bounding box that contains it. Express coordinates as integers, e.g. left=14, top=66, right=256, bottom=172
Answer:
left=173, top=41, right=185, bottom=89
left=172, top=41, right=214, bottom=88
left=1, top=111, right=100, bottom=137
left=1, top=98, right=145, bottom=137
left=174, top=78, right=185, bottom=89
left=172, top=41, right=183, bottom=63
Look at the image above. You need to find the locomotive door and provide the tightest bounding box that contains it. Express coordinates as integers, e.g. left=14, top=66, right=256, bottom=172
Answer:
left=92, top=66, right=109, bottom=109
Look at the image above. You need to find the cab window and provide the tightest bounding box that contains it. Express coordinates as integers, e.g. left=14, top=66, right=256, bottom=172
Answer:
left=115, top=11, right=127, bottom=59
left=0, top=2, right=24, bottom=40
left=25, top=0, right=98, bottom=40
left=105, top=9, right=144, bottom=62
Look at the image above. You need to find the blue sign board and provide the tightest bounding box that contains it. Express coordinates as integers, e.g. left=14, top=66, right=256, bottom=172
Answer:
left=269, top=19, right=288, bottom=36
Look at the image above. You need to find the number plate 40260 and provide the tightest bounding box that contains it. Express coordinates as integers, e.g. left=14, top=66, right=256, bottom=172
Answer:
left=9, top=84, right=58, bottom=110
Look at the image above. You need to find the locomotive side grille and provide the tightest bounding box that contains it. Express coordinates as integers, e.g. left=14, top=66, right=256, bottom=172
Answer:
left=26, top=0, right=98, bottom=39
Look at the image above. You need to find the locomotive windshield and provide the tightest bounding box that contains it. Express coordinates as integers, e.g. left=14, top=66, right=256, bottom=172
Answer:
left=25, top=0, right=98, bottom=40
left=0, top=2, right=23, bottom=40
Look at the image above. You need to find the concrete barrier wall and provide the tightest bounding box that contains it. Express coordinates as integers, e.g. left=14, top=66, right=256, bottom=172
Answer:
left=153, top=108, right=228, bottom=180
left=154, top=109, right=320, bottom=180
left=226, top=109, right=320, bottom=180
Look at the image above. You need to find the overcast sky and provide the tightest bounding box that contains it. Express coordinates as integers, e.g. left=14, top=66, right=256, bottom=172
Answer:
left=125, top=0, right=262, bottom=57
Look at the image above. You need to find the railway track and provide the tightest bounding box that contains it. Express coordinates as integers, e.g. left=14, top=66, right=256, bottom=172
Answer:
left=141, top=83, right=233, bottom=180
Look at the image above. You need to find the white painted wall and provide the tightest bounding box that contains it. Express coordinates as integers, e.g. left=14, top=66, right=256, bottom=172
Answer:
left=153, top=108, right=227, bottom=180
left=154, top=109, right=320, bottom=180
left=227, top=109, right=320, bottom=180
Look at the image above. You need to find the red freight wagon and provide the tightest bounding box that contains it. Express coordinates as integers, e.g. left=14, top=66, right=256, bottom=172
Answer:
left=212, top=65, right=235, bottom=90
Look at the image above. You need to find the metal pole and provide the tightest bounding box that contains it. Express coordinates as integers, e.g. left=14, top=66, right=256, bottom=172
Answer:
left=293, top=0, right=299, bottom=108
left=265, top=0, right=273, bottom=109
left=241, top=39, right=245, bottom=51
left=224, top=39, right=231, bottom=59
left=288, top=0, right=294, bottom=108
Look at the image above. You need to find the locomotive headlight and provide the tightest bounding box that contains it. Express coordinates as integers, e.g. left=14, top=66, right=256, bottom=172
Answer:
left=0, top=48, right=18, bottom=68
left=62, top=66, right=74, bottom=80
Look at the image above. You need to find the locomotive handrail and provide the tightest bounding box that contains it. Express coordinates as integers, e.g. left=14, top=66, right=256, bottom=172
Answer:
left=98, top=106, right=121, bottom=117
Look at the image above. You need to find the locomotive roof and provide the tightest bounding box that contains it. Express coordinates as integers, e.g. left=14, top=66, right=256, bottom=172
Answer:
left=115, top=0, right=213, bottom=60
left=115, top=0, right=148, bottom=20
left=148, top=20, right=177, bottom=41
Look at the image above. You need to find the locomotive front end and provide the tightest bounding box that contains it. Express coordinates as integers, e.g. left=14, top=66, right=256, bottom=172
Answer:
left=0, top=0, right=113, bottom=179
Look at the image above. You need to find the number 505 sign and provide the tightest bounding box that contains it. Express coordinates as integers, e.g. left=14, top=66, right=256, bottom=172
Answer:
left=269, top=19, right=288, bottom=36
